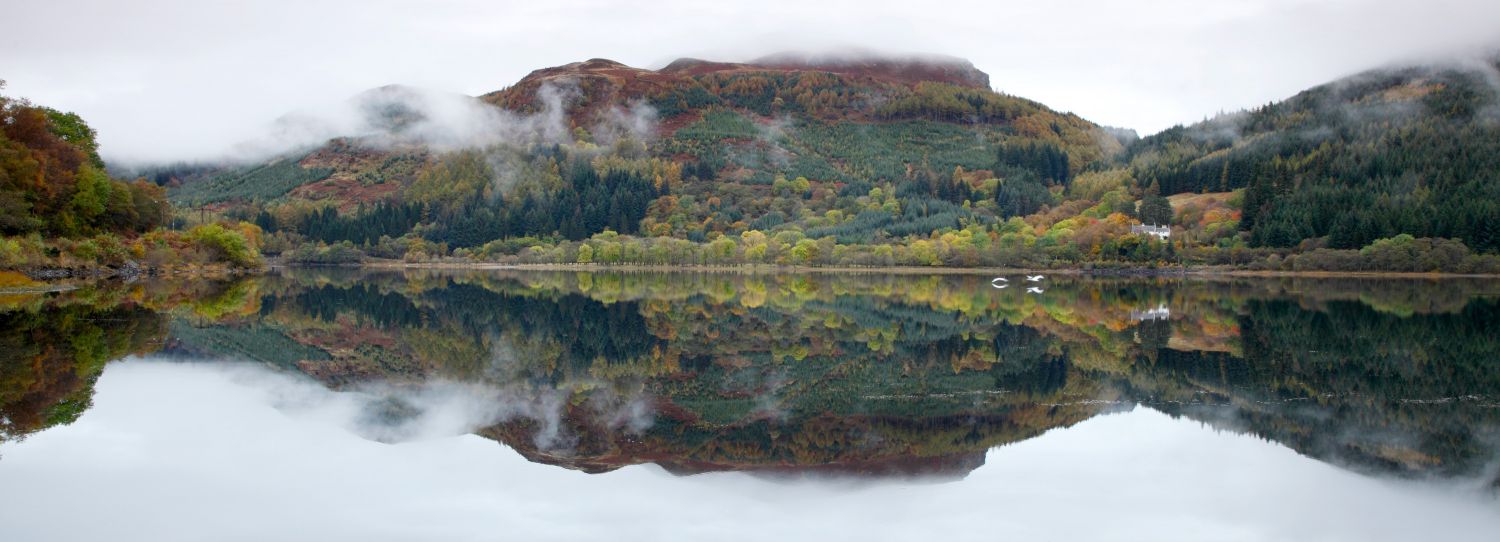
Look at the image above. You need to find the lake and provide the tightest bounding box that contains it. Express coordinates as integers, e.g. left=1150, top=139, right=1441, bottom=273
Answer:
left=2, top=269, right=1499, bottom=541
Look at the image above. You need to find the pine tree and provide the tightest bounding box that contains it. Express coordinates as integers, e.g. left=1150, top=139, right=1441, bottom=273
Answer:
left=1138, top=182, right=1173, bottom=226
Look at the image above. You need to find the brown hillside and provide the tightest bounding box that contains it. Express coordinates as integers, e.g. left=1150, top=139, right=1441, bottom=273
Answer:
left=480, top=53, right=999, bottom=130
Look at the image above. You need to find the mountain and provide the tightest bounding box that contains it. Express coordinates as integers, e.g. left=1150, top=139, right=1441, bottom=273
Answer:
left=156, top=53, right=1121, bottom=253
left=147, top=52, right=1500, bottom=270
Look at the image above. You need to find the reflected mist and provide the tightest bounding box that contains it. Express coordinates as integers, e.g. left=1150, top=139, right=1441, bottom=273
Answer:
left=6, top=269, right=1500, bottom=485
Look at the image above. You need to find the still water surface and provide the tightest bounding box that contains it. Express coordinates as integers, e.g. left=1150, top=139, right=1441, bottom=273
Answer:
left=1, top=270, right=1498, bottom=540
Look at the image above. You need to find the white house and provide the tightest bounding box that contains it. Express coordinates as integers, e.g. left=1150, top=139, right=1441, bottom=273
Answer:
left=1131, top=223, right=1171, bottom=240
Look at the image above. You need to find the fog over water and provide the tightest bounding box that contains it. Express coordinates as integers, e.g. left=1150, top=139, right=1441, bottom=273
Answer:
left=2, top=359, right=1496, bottom=542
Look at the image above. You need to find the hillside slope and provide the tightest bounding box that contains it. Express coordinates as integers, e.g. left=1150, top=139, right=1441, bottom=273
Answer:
left=147, top=52, right=1500, bottom=270
left=161, top=53, right=1123, bottom=257
left=1123, top=57, right=1500, bottom=251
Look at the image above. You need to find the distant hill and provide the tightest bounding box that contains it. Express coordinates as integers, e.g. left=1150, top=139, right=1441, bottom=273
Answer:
left=1123, top=56, right=1500, bottom=251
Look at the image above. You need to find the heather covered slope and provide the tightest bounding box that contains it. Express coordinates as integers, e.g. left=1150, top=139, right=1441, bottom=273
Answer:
left=485, top=53, right=1118, bottom=178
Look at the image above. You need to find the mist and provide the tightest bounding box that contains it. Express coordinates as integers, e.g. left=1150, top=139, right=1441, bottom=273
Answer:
left=128, top=80, right=595, bottom=170
left=1, top=359, right=1497, bottom=542
left=4, top=0, right=1500, bottom=165
left=194, top=344, right=657, bottom=452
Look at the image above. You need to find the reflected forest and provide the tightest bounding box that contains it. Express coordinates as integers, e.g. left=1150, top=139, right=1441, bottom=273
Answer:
left=3, top=270, right=1499, bottom=486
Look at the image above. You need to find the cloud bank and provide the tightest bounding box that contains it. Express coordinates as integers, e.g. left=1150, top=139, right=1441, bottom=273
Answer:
left=2, top=0, right=1499, bottom=164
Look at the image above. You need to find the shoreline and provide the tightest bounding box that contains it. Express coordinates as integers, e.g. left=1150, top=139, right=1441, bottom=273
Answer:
left=351, top=260, right=1500, bottom=279
left=1, top=265, right=262, bottom=293
left=10, top=261, right=1500, bottom=291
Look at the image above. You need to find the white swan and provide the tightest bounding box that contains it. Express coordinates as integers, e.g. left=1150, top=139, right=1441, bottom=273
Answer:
left=1026, top=287, right=1045, bottom=294
left=991, top=277, right=1008, bottom=283
left=991, top=283, right=1009, bottom=289
left=1026, top=275, right=1045, bottom=282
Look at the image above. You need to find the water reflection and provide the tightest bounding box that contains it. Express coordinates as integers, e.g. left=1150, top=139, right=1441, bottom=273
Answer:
left=4, top=270, right=1500, bottom=488
left=8, top=361, right=1496, bottom=542
left=0, top=279, right=251, bottom=444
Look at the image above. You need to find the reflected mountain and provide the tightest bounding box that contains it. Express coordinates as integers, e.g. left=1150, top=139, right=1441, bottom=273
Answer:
left=5, top=270, right=1500, bottom=485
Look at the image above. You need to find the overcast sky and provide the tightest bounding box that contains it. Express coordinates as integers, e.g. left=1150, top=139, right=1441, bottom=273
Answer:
left=3, top=0, right=1499, bottom=164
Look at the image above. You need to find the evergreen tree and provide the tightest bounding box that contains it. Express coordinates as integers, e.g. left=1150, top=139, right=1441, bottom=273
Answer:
left=1138, top=183, right=1174, bottom=226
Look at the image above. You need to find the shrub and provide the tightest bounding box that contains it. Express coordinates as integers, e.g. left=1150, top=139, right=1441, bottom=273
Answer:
left=186, top=223, right=262, bottom=268
left=0, top=236, right=45, bottom=269
left=1281, top=236, right=1490, bottom=273
left=286, top=242, right=364, bottom=264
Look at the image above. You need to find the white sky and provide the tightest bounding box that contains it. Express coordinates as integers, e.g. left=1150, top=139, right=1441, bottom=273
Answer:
left=2, top=0, right=1498, bottom=163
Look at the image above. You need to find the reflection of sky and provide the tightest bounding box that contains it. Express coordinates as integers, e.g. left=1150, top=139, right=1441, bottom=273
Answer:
left=2, top=360, right=1497, bottom=542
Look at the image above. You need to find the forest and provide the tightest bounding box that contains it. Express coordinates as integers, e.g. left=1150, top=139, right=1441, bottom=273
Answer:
left=1, top=82, right=169, bottom=238
left=0, top=82, right=267, bottom=276
left=1124, top=62, right=1500, bottom=253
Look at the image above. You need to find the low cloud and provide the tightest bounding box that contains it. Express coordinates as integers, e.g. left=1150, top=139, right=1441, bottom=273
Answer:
left=592, top=100, right=660, bottom=148
left=216, top=81, right=592, bottom=167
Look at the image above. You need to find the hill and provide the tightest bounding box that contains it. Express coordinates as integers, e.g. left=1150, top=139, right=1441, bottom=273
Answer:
left=153, top=54, right=1122, bottom=261
left=1123, top=57, right=1500, bottom=252
left=147, top=53, right=1500, bottom=271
